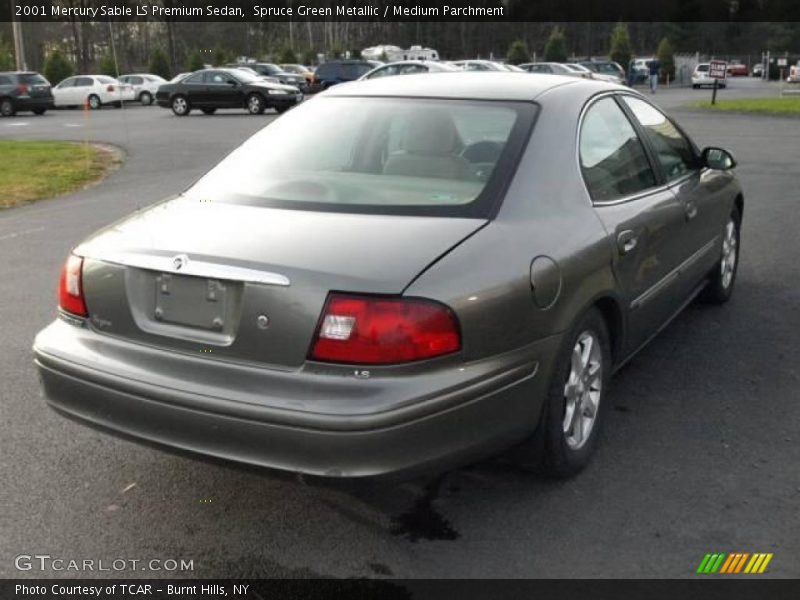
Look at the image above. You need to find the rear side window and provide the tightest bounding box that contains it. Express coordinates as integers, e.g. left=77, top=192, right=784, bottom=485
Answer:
left=622, top=96, right=698, bottom=182
left=75, top=77, right=93, bottom=87
left=0, top=75, right=11, bottom=85
left=19, top=73, right=47, bottom=84
left=580, top=97, right=657, bottom=202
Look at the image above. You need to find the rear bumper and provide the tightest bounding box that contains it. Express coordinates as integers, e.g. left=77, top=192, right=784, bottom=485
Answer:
left=33, top=319, right=558, bottom=479
left=12, top=97, right=53, bottom=111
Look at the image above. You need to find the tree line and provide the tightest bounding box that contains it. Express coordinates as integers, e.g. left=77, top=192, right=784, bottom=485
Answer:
left=1, top=21, right=797, bottom=81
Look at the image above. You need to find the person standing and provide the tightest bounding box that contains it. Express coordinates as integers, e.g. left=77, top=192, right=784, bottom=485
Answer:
left=649, top=58, right=661, bottom=93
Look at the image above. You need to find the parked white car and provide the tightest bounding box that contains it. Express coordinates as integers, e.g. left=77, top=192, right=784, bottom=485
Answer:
left=52, top=75, right=135, bottom=109
left=692, top=63, right=726, bottom=89
left=117, top=73, right=166, bottom=105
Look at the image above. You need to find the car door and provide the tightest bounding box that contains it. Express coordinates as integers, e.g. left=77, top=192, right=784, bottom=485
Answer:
left=73, top=77, right=95, bottom=105
left=621, top=96, right=727, bottom=294
left=53, top=77, right=77, bottom=105
left=180, top=71, right=207, bottom=106
left=579, top=95, right=693, bottom=353
left=205, top=71, right=242, bottom=107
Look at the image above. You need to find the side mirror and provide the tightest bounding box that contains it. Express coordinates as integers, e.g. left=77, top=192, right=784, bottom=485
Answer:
left=227, top=79, right=239, bottom=87
left=702, top=146, right=737, bottom=170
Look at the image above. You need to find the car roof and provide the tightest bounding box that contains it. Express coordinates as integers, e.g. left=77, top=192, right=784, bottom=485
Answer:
left=324, top=71, right=617, bottom=101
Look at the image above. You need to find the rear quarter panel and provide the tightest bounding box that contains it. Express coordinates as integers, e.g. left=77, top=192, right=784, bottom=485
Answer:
left=405, top=82, right=620, bottom=363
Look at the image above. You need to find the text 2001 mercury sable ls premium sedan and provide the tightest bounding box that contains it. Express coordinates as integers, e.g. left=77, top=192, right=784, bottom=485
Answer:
left=34, top=73, right=743, bottom=479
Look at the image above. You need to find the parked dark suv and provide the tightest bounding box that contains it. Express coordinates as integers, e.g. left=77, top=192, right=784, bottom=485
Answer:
left=312, top=60, right=374, bottom=91
left=0, top=71, right=54, bottom=116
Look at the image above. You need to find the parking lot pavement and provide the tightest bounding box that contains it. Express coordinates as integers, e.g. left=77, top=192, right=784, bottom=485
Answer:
left=1, top=84, right=799, bottom=578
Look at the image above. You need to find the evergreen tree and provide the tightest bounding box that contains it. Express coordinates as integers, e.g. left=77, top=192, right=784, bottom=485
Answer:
left=544, top=27, right=567, bottom=63
left=656, top=37, right=676, bottom=82
left=302, top=48, right=317, bottom=67
left=43, top=49, right=74, bottom=85
left=98, top=53, right=118, bottom=77
left=609, top=23, right=635, bottom=73
left=0, top=35, right=14, bottom=71
left=187, top=50, right=205, bottom=72
left=506, top=40, right=531, bottom=65
left=278, top=47, right=297, bottom=64
left=149, top=48, right=171, bottom=80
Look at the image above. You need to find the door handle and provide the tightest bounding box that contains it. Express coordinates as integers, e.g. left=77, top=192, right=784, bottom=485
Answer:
left=617, top=230, right=638, bottom=255
left=684, top=201, right=698, bottom=221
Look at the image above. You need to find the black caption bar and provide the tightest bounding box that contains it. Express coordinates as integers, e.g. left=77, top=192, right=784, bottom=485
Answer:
left=4, top=579, right=800, bottom=600
left=3, top=0, right=798, bottom=22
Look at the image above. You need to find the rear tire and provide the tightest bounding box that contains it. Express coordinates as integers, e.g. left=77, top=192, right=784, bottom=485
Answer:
left=1, top=98, right=16, bottom=116
left=517, top=308, right=612, bottom=478
left=139, top=91, right=153, bottom=106
left=87, top=94, right=101, bottom=110
left=171, top=95, right=190, bottom=116
left=701, top=209, right=740, bottom=304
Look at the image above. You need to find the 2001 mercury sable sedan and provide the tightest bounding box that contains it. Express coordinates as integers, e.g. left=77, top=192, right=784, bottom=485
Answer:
left=34, top=73, right=743, bottom=479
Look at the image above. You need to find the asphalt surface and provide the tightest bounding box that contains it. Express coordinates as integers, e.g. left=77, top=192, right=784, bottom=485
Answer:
left=1, top=78, right=798, bottom=579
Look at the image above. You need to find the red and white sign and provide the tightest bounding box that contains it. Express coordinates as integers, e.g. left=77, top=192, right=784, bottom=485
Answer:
left=709, top=60, right=728, bottom=80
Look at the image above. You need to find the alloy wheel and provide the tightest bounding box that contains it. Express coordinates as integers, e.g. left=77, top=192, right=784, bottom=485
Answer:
left=172, top=97, right=187, bottom=115
left=248, top=95, right=263, bottom=114
left=721, top=219, right=738, bottom=289
left=563, top=330, right=603, bottom=450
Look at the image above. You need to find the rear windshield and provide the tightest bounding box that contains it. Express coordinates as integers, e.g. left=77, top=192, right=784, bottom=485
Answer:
left=187, top=97, right=536, bottom=217
left=697, top=64, right=710, bottom=72
left=19, top=73, right=48, bottom=84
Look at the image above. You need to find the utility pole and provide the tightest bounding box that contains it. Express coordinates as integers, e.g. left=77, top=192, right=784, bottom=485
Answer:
left=11, top=0, right=28, bottom=71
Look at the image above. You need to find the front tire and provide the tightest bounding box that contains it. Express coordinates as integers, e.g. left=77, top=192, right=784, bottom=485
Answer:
left=0, top=98, right=15, bottom=116
left=522, top=308, right=612, bottom=478
left=171, top=95, right=190, bottom=116
left=246, top=93, right=265, bottom=115
left=139, top=91, right=153, bottom=106
left=701, top=209, right=740, bottom=304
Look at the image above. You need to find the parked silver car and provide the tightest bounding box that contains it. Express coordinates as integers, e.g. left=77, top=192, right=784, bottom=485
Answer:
left=360, top=60, right=459, bottom=80
left=34, top=73, right=743, bottom=479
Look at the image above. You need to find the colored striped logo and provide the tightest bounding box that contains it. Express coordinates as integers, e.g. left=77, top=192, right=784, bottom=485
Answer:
left=696, top=552, right=773, bottom=574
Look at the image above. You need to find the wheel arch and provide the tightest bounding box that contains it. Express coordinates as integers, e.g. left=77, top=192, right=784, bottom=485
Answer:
left=589, top=294, right=625, bottom=366
left=733, top=193, right=744, bottom=222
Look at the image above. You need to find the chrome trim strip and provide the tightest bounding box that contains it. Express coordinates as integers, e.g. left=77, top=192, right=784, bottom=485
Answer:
left=94, top=252, right=291, bottom=286
left=631, top=236, right=719, bottom=310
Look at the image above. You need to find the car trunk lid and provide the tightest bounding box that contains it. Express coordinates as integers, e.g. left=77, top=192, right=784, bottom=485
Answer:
left=75, top=197, right=485, bottom=369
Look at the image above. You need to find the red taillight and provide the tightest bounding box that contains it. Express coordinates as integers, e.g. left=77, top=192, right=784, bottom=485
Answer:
left=16, top=83, right=29, bottom=95
left=106, top=84, right=115, bottom=92
left=58, top=255, right=87, bottom=317
left=309, top=293, right=461, bottom=364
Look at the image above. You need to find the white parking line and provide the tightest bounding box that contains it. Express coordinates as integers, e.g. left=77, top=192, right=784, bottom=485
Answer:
left=4, top=122, right=30, bottom=127
left=0, top=226, right=45, bottom=241
left=64, top=123, right=83, bottom=128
